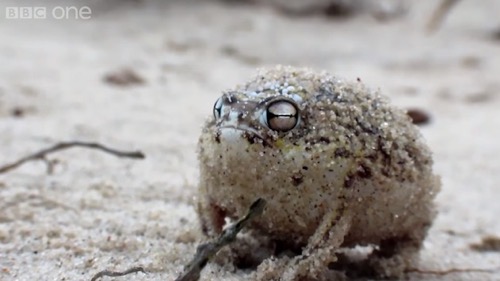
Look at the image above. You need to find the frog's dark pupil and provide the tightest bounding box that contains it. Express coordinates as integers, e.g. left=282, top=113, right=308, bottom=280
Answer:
left=213, top=100, right=222, bottom=119
left=214, top=107, right=221, bottom=118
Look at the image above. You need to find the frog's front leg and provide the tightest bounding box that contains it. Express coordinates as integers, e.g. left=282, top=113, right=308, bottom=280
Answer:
left=255, top=206, right=353, bottom=281
left=283, top=207, right=353, bottom=281
left=197, top=198, right=227, bottom=237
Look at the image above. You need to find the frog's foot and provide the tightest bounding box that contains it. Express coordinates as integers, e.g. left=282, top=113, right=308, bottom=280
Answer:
left=253, top=247, right=344, bottom=281
left=253, top=210, right=353, bottom=281
left=228, top=231, right=276, bottom=269
left=281, top=247, right=344, bottom=281
left=367, top=233, right=425, bottom=278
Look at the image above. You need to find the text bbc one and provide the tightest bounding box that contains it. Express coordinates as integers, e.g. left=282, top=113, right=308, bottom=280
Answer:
left=6, top=6, right=92, bottom=20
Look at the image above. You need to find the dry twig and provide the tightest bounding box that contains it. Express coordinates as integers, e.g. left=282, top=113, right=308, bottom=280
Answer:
left=90, top=266, right=146, bottom=281
left=426, top=0, right=460, bottom=33
left=407, top=266, right=500, bottom=275
left=0, top=141, right=145, bottom=174
left=88, top=198, right=266, bottom=281
left=175, top=198, right=266, bottom=281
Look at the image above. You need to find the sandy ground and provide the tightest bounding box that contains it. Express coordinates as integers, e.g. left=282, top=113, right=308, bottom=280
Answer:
left=0, top=0, right=500, bottom=280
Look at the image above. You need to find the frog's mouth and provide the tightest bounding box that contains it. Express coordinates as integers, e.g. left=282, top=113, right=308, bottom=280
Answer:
left=218, top=125, right=273, bottom=147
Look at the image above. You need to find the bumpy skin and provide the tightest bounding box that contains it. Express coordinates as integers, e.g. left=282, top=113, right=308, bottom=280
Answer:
left=197, top=66, right=440, bottom=279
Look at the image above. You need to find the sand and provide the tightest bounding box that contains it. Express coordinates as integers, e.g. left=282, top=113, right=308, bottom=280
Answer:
left=0, top=0, right=499, bottom=280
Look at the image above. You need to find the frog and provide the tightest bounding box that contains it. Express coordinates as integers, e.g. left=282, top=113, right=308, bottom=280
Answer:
left=196, top=65, right=440, bottom=280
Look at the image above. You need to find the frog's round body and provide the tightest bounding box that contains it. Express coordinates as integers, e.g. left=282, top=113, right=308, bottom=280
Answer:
left=196, top=66, right=440, bottom=278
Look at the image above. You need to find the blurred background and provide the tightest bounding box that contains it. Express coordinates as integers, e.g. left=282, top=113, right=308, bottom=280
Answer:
left=0, top=0, right=499, bottom=280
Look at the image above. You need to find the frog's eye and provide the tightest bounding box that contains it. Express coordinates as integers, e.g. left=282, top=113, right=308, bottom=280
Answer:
left=213, top=97, right=224, bottom=119
left=265, top=100, right=299, bottom=132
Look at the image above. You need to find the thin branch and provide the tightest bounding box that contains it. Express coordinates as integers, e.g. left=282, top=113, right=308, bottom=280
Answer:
left=426, top=0, right=460, bottom=33
left=175, top=198, right=267, bottom=281
left=0, top=141, right=145, bottom=174
left=407, top=266, right=500, bottom=275
left=88, top=199, right=266, bottom=281
left=90, top=266, right=146, bottom=281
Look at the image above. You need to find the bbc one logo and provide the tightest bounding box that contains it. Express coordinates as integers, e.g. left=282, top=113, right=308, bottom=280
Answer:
left=6, top=6, right=92, bottom=20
